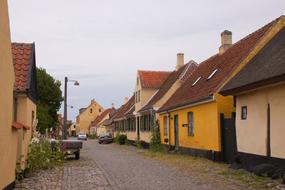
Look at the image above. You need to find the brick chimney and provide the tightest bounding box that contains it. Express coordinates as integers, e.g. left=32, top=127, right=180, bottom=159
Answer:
left=111, top=103, right=115, bottom=108
left=176, top=53, right=184, bottom=71
left=219, top=30, right=232, bottom=54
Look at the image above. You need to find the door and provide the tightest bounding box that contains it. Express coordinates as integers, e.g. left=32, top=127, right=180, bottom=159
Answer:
left=221, top=113, right=237, bottom=163
left=174, top=115, right=179, bottom=148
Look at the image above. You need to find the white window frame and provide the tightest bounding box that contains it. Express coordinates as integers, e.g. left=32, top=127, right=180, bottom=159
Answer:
left=207, top=69, right=218, bottom=80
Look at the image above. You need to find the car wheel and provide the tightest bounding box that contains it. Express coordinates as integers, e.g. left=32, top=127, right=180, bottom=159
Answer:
left=75, top=152, right=80, bottom=160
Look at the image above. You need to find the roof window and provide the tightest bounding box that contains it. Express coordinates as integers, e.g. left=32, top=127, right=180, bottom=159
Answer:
left=192, top=77, right=201, bottom=86
left=207, top=69, right=218, bottom=80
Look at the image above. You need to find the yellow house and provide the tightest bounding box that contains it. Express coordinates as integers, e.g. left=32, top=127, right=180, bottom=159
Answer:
left=0, top=1, right=18, bottom=188
left=134, top=70, right=171, bottom=144
left=75, top=99, right=104, bottom=135
left=113, top=96, right=136, bottom=143
left=221, top=21, right=285, bottom=167
left=89, top=107, right=116, bottom=136
left=12, top=43, right=38, bottom=171
left=158, top=16, right=285, bottom=162
left=138, top=55, right=197, bottom=145
left=69, top=122, right=77, bottom=137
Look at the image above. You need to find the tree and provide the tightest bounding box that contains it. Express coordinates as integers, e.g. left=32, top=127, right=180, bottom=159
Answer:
left=37, top=68, right=63, bottom=134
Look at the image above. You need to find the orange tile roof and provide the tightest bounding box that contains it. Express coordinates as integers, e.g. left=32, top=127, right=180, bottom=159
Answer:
left=12, top=43, right=34, bottom=92
left=159, top=16, right=280, bottom=112
left=113, top=95, right=135, bottom=120
left=90, top=108, right=116, bottom=128
left=138, top=70, right=171, bottom=88
left=140, top=61, right=198, bottom=112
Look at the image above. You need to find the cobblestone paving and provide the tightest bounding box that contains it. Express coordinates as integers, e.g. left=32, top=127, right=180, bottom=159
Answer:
left=14, top=140, right=285, bottom=190
left=14, top=157, right=112, bottom=190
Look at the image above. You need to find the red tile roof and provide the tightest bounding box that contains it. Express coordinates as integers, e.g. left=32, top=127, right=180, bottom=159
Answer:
left=140, top=61, right=198, bottom=112
left=138, top=70, right=171, bottom=88
left=12, top=43, right=33, bottom=92
left=90, top=108, right=116, bottom=128
left=113, top=95, right=135, bottom=120
left=159, top=17, right=279, bottom=112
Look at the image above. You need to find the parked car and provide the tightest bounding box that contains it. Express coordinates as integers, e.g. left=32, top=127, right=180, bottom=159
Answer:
left=98, top=133, right=113, bottom=144
left=77, top=132, right=87, bottom=141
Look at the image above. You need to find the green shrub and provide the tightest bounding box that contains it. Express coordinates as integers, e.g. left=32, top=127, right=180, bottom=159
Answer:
left=135, top=137, right=142, bottom=149
left=150, top=120, right=162, bottom=152
left=27, top=139, right=64, bottom=172
left=118, top=134, right=127, bottom=145
left=89, top=134, right=97, bottom=139
left=114, top=135, right=120, bottom=144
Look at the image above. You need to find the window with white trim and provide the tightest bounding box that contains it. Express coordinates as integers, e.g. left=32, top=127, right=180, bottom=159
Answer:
left=192, top=77, right=201, bottom=86
left=163, top=116, right=168, bottom=136
left=187, top=112, right=194, bottom=136
left=207, top=69, right=218, bottom=80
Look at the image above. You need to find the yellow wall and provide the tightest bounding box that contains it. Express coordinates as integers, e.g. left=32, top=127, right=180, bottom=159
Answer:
left=235, top=84, right=285, bottom=159
left=159, top=94, right=234, bottom=152
left=0, top=0, right=18, bottom=188
left=126, top=131, right=137, bottom=141
left=76, top=99, right=104, bottom=134
left=16, top=96, right=37, bottom=170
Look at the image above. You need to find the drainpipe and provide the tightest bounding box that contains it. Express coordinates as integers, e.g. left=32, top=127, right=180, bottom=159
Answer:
left=166, top=111, right=171, bottom=149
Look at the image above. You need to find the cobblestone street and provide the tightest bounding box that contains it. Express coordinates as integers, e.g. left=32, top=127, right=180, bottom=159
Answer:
left=14, top=140, right=285, bottom=190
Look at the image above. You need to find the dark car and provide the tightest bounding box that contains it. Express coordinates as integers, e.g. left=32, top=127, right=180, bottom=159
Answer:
left=98, top=133, right=113, bottom=144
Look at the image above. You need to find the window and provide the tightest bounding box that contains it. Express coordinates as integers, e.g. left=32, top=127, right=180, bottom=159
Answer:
left=241, top=106, right=247, bottom=120
left=163, top=116, right=168, bottom=136
left=192, top=77, right=201, bottom=86
left=90, top=108, right=93, bottom=113
left=99, top=108, right=102, bottom=112
left=137, top=90, right=140, bottom=102
left=137, top=77, right=139, bottom=85
left=207, top=69, right=218, bottom=80
left=188, top=112, right=194, bottom=136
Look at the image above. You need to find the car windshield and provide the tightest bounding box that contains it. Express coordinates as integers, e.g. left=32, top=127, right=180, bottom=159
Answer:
left=99, top=133, right=109, bottom=137
left=79, top=133, right=86, bottom=135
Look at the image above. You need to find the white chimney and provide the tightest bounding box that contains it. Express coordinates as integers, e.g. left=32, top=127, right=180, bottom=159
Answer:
left=219, top=30, right=232, bottom=54
left=176, top=53, right=184, bottom=71
left=124, top=97, right=129, bottom=103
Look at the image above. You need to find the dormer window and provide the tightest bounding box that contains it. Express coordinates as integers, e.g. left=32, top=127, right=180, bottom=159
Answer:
left=207, top=69, right=218, bottom=80
left=90, top=108, right=93, bottom=113
left=192, top=77, right=201, bottom=86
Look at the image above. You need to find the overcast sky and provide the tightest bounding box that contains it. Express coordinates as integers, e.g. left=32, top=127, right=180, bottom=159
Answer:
left=8, top=0, right=284, bottom=121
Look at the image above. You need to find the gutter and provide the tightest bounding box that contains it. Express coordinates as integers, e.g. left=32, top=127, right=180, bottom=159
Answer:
left=158, top=96, right=215, bottom=114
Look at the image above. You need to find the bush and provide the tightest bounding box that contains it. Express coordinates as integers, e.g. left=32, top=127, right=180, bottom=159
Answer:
left=89, top=134, right=97, bottom=139
left=150, top=120, right=162, bottom=152
left=135, top=137, right=142, bottom=149
left=114, top=135, right=120, bottom=144
left=118, top=134, right=127, bottom=145
left=27, top=138, right=64, bottom=172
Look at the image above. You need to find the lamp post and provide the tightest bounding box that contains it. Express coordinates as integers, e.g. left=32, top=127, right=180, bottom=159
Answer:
left=63, top=77, right=79, bottom=139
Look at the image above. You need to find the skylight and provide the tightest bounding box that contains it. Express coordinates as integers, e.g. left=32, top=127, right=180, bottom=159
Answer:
left=207, top=69, right=218, bottom=80
left=192, top=77, right=201, bottom=86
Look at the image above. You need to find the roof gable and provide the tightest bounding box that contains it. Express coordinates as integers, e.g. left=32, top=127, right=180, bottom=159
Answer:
left=140, top=61, right=198, bottom=112
left=138, top=70, right=171, bottom=89
left=90, top=108, right=115, bottom=127
left=159, top=16, right=279, bottom=112
left=221, top=26, right=285, bottom=95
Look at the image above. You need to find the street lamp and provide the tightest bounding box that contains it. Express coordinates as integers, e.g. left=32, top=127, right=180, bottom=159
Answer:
left=63, top=77, right=79, bottom=139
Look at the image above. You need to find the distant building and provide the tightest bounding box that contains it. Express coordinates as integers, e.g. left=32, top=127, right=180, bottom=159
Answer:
left=75, top=99, right=104, bottom=135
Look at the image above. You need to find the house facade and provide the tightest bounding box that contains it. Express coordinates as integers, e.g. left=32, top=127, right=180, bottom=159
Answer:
left=139, top=54, right=197, bottom=144
left=221, top=20, right=285, bottom=167
left=158, top=16, right=285, bottom=161
left=12, top=43, right=38, bottom=171
left=75, top=99, right=104, bottom=135
left=0, top=1, right=17, bottom=188
left=134, top=70, right=171, bottom=144
left=89, top=107, right=116, bottom=136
